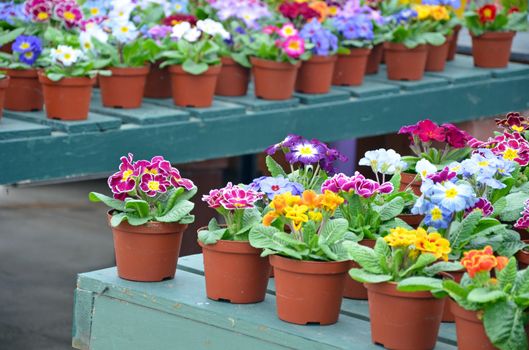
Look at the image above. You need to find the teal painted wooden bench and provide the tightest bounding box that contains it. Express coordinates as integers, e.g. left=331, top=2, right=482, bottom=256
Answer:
left=4, top=55, right=529, bottom=185
left=72, top=254, right=458, bottom=350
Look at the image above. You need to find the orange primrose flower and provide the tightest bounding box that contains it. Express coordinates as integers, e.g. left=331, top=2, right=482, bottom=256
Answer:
left=460, top=245, right=507, bottom=278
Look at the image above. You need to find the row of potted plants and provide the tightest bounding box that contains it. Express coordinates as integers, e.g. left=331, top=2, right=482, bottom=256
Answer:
left=90, top=112, right=529, bottom=349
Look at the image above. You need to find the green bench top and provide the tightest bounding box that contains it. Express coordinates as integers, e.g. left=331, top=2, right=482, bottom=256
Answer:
left=72, top=254, right=457, bottom=350
left=3, top=55, right=529, bottom=185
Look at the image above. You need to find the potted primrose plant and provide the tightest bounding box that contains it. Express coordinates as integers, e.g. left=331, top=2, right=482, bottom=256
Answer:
left=465, top=2, right=528, bottom=68
left=198, top=182, right=270, bottom=304
left=348, top=228, right=462, bottom=349
left=89, top=154, right=197, bottom=282
left=0, top=70, right=9, bottom=118
left=158, top=19, right=229, bottom=107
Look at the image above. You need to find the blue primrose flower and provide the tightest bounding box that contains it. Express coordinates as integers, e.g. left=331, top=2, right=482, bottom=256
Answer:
left=250, top=176, right=304, bottom=199
left=300, top=21, right=338, bottom=56
left=430, top=182, right=477, bottom=212
left=391, top=9, right=418, bottom=24
left=19, top=50, right=39, bottom=65
left=422, top=0, right=461, bottom=9
left=13, top=35, right=42, bottom=54
left=423, top=204, right=453, bottom=230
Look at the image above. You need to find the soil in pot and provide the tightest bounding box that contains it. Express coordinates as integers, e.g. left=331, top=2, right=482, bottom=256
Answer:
left=343, top=239, right=375, bottom=299
left=441, top=270, right=464, bottom=322
left=251, top=57, right=300, bottom=100
left=144, top=62, right=171, bottom=99
left=332, top=48, right=370, bottom=86
left=366, top=282, right=445, bottom=350
left=295, top=55, right=336, bottom=94
left=199, top=239, right=270, bottom=304
left=38, top=73, right=95, bottom=121
left=447, top=25, right=461, bottom=61
left=270, top=255, right=349, bottom=325
left=400, top=172, right=421, bottom=196
left=5, top=69, right=43, bottom=111
left=109, top=213, right=187, bottom=282
left=516, top=240, right=529, bottom=269
left=426, top=39, right=450, bottom=72
left=169, top=64, right=221, bottom=107
left=0, top=76, right=9, bottom=118
left=471, top=31, right=515, bottom=68
left=365, top=44, right=384, bottom=75
left=451, top=300, right=496, bottom=350
left=384, top=42, right=428, bottom=81
left=215, top=57, right=250, bottom=97
left=99, top=66, right=150, bottom=109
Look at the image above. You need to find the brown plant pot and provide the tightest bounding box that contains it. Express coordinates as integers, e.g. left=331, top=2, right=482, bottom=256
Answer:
left=471, top=31, right=515, bottom=68
left=516, top=240, right=529, bottom=269
left=384, top=42, right=428, bottom=81
left=0, top=76, right=9, bottom=118
left=332, top=48, right=370, bottom=86
left=270, top=255, right=349, bottom=325
left=400, top=171, right=422, bottom=196
left=295, top=55, right=336, bottom=94
left=169, top=64, right=221, bottom=108
left=99, top=66, right=149, bottom=109
left=215, top=57, right=250, bottom=97
left=447, top=25, right=461, bottom=61
left=441, top=270, right=464, bottom=322
left=108, top=213, right=187, bottom=282
left=0, top=42, right=12, bottom=54
left=343, top=239, right=375, bottom=299
left=5, top=69, right=43, bottom=111
left=38, top=73, right=95, bottom=121
left=366, top=282, right=444, bottom=349
left=451, top=301, right=496, bottom=350
left=516, top=229, right=529, bottom=241
left=397, top=214, right=424, bottom=227
left=198, top=239, right=271, bottom=304
left=365, top=44, right=384, bottom=75
left=144, top=61, right=171, bottom=99
left=251, top=57, right=300, bottom=100
left=426, top=39, right=450, bottom=72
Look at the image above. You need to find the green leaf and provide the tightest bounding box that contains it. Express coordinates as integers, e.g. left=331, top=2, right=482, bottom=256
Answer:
left=514, top=268, right=529, bottom=295
left=110, top=212, right=126, bottom=227
left=400, top=253, right=437, bottom=278
left=467, top=288, right=507, bottom=304
left=374, top=196, right=405, bottom=221
left=0, top=27, right=24, bottom=47
left=161, top=187, right=185, bottom=215
left=347, top=242, right=384, bottom=274
left=483, top=301, right=527, bottom=350
left=155, top=200, right=194, bottom=223
left=198, top=228, right=227, bottom=245
left=497, top=258, right=517, bottom=290
left=349, top=268, right=392, bottom=284
left=182, top=59, right=209, bottom=75
left=124, top=199, right=150, bottom=218
left=265, top=155, right=287, bottom=177
left=442, top=279, right=469, bottom=300
left=179, top=214, right=195, bottom=225
left=499, top=192, right=529, bottom=222
left=125, top=213, right=150, bottom=226
left=89, top=192, right=126, bottom=211
left=318, top=218, right=348, bottom=246
left=397, top=276, right=443, bottom=292
left=424, top=261, right=463, bottom=276
left=46, top=73, right=65, bottom=82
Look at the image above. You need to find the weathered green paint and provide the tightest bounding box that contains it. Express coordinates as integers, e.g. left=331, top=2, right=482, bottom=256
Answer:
left=452, top=55, right=529, bottom=78
left=72, top=288, right=95, bottom=350
left=73, top=263, right=457, bottom=350
left=294, top=88, right=350, bottom=105
left=0, top=117, right=51, bottom=140
left=372, top=70, right=451, bottom=91
left=2, top=56, right=529, bottom=185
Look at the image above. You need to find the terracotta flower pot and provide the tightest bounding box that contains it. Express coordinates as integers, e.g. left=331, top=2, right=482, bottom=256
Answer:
left=295, top=55, right=336, bottom=94
left=108, top=212, right=187, bottom=282
left=0, top=42, right=12, bottom=54
left=251, top=57, right=300, bottom=100
left=215, top=57, right=250, bottom=97
left=332, top=48, right=370, bottom=86
left=343, top=239, right=375, bottom=299
left=0, top=76, right=9, bottom=118
left=397, top=214, right=424, bottom=227
left=144, top=61, right=171, bottom=99
left=169, top=64, right=221, bottom=108
left=426, top=39, right=450, bottom=72
left=451, top=301, right=496, bottom=350
left=38, top=73, right=95, bottom=121
left=471, top=31, right=515, bottom=68
left=366, top=282, right=444, bottom=349
left=270, top=255, right=349, bottom=325
left=447, top=25, right=461, bottom=61
left=99, top=66, right=149, bottom=109
left=516, top=240, right=529, bottom=269
left=5, top=69, right=43, bottom=111
left=516, top=229, right=529, bottom=241
left=384, top=42, right=428, bottom=81
left=400, top=172, right=421, bottom=196
left=198, top=239, right=271, bottom=304
left=441, top=270, right=464, bottom=322
left=365, top=44, right=384, bottom=75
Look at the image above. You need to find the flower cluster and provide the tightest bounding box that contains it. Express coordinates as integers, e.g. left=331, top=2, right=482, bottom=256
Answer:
left=81, top=0, right=110, bottom=18
left=208, top=0, right=270, bottom=27
left=262, top=23, right=306, bottom=59
left=496, top=112, right=529, bottom=133
left=332, top=14, right=374, bottom=44
left=321, top=172, right=393, bottom=198
left=477, top=4, right=496, bottom=24
left=249, top=176, right=304, bottom=200
left=465, top=197, right=494, bottom=218
left=202, top=182, right=263, bottom=210
left=359, top=148, right=407, bottom=176
left=163, top=14, right=197, bottom=27
left=469, top=130, right=529, bottom=166
left=460, top=245, right=508, bottom=278
left=108, top=154, right=194, bottom=201
left=384, top=227, right=451, bottom=261
left=413, top=4, right=450, bottom=21
left=12, top=35, right=42, bottom=65
left=171, top=19, right=230, bottom=43
left=0, top=1, right=26, bottom=26
left=24, top=0, right=84, bottom=28
left=399, top=119, right=471, bottom=148
left=49, top=44, right=84, bottom=67
left=278, top=2, right=320, bottom=23
left=299, top=20, right=338, bottom=56
left=388, top=8, right=418, bottom=24
left=514, top=200, right=529, bottom=230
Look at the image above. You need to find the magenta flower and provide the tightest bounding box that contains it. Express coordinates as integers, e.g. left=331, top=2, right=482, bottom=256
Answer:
left=54, top=0, right=83, bottom=28
left=158, top=161, right=195, bottom=190
left=219, top=184, right=263, bottom=210
left=202, top=188, right=225, bottom=209
left=321, top=173, right=350, bottom=193
left=286, top=140, right=325, bottom=165
left=427, top=167, right=457, bottom=184
left=282, top=35, right=305, bottom=58
left=24, top=0, right=52, bottom=22
left=442, top=123, right=471, bottom=149
left=379, top=182, right=394, bottom=194
left=465, top=198, right=494, bottom=217
left=107, top=153, right=140, bottom=194
left=139, top=173, right=170, bottom=197
left=265, top=134, right=303, bottom=155
left=354, top=178, right=380, bottom=198
left=136, top=156, right=167, bottom=176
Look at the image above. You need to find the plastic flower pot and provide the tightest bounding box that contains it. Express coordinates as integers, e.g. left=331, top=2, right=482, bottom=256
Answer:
left=251, top=57, right=300, bottom=100
left=295, top=55, right=337, bottom=94
left=516, top=240, right=529, bottom=269
left=0, top=76, right=9, bottom=118
left=426, top=40, right=450, bottom=72
left=0, top=41, right=12, bottom=54
left=270, top=255, right=349, bottom=325
left=108, top=212, right=187, bottom=282
left=441, top=269, right=464, bottom=322
left=343, top=239, right=375, bottom=299
left=471, top=31, right=515, bottom=68
left=198, top=239, right=271, bottom=304
left=384, top=42, right=428, bottom=81
left=516, top=229, right=529, bottom=241
left=397, top=214, right=424, bottom=227
left=144, top=61, right=172, bottom=99
left=332, top=48, right=370, bottom=86
left=366, top=282, right=445, bottom=349
left=5, top=69, right=43, bottom=112
left=215, top=57, right=250, bottom=97
left=450, top=300, right=496, bottom=350
left=99, top=66, right=150, bottom=109
left=365, top=44, right=384, bottom=75
left=399, top=172, right=421, bottom=196
left=169, top=64, right=221, bottom=108
left=38, top=73, right=95, bottom=121
left=447, top=25, right=461, bottom=61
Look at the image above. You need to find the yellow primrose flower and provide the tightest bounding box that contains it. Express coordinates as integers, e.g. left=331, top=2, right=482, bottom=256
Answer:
left=319, top=190, right=344, bottom=213
left=431, top=6, right=449, bottom=21
left=414, top=228, right=451, bottom=261
left=414, top=5, right=431, bottom=20
left=308, top=211, right=323, bottom=222
left=263, top=211, right=279, bottom=226
left=302, top=190, right=322, bottom=209
left=285, top=204, right=309, bottom=230
left=384, top=227, right=417, bottom=248
left=270, top=191, right=301, bottom=214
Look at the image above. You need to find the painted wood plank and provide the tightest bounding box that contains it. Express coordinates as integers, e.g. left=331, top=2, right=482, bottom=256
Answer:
left=426, top=63, right=493, bottom=84
left=335, top=79, right=400, bottom=98
left=149, top=98, right=247, bottom=120
left=72, top=288, right=94, bottom=350
left=293, top=88, right=351, bottom=105
left=370, top=68, right=450, bottom=91
left=4, top=110, right=121, bottom=133
left=451, top=54, right=529, bottom=78
left=216, top=93, right=300, bottom=112
left=0, top=117, right=51, bottom=140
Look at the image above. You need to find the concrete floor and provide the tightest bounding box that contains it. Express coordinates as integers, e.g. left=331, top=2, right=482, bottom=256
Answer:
left=0, top=180, right=115, bottom=350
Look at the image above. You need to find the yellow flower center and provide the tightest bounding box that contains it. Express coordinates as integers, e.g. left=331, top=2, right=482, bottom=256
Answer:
left=64, top=11, right=76, bottom=21
left=483, top=8, right=492, bottom=17
left=20, top=42, right=30, bottom=50
left=90, top=7, right=100, bottom=15
left=283, top=27, right=295, bottom=36
left=148, top=181, right=160, bottom=191
left=121, top=26, right=129, bottom=33
left=288, top=41, right=300, bottom=50
left=37, top=12, right=49, bottom=20
left=512, top=125, right=524, bottom=132
left=145, top=168, right=158, bottom=175
left=121, top=170, right=133, bottom=181
left=299, top=146, right=313, bottom=155
left=63, top=53, right=72, bottom=60
left=503, top=148, right=519, bottom=161
left=431, top=207, right=443, bottom=221
left=445, top=188, right=458, bottom=199
left=84, top=42, right=92, bottom=49
left=478, top=160, right=489, bottom=167
left=24, top=51, right=34, bottom=59
left=328, top=6, right=338, bottom=15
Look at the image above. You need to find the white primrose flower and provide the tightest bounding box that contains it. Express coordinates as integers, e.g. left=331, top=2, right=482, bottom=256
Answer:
left=84, top=23, right=109, bottom=44
left=80, top=31, right=95, bottom=52
left=196, top=19, right=230, bottom=40
left=359, top=148, right=407, bottom=175
left=415, top=159, right=437, bottom=180
left=171, top=21, right=191, bottom=40
left=108, top=0, right=134, bottom=23
left=110, top=20, right=138, bottom=43
left=53, top=45, right=83, bottom=66
left=183, top=27, right=201, bottom=42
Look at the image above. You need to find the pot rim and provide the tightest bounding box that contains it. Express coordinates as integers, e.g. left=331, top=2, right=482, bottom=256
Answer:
left=250, top=57, right=301, bottom=69
left=470, top=31, right=516, bottom=40
left=383, top=42, right=427, bottom=52
left=198, top=239, right=263, bottom=255
left=38, top=72, right=96, bottom=86
left=107, top=211, right=188, bottom=234
left=270, top=254, right=349, bottom=275
left=338, top=47, right=371, bottom=57
left=168, top=64, right=222, bottom=75
left=364, top=281, right=438, bottom=299
left=304, top=55, right=338, bottom=63
left=105, top=65, right=151, bottom=76
left=4, top=68, right=38, bottom=78
left=450, top=300, right=482, bottom=322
